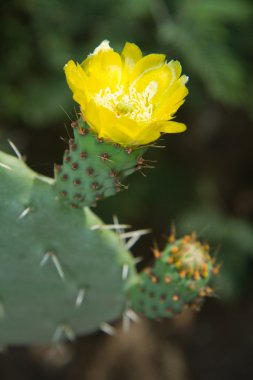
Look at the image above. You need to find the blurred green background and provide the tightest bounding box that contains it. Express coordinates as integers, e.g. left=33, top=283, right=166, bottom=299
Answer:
left=1, top=0, right=253, bottom=379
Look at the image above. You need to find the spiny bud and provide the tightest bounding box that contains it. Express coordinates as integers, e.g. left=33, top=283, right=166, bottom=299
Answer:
left=128, top=233, right=219, bottom=319
left=166, top=234, right=215, bottom=280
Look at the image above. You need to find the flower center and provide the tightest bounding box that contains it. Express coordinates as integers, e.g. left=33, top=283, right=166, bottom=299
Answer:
left=179, top=242, right=208, bottom=271
left=93, top=82, right=158, bottom=121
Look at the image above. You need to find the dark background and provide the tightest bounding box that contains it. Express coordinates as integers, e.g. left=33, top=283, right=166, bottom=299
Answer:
left=1, top=0, right=253, bottom=378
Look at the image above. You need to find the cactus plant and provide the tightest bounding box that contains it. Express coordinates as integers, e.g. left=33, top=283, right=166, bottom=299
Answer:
left=0, top=40, right=218, bottom=346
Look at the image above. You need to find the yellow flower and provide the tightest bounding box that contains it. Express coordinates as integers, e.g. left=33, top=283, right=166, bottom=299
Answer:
left=64, top=40, right=189, bottom=147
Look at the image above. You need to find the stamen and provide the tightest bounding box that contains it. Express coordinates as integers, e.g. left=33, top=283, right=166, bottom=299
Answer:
left=94, top=85, right=154, bottom=121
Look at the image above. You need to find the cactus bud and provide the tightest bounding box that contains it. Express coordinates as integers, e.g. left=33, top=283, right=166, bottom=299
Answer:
left=128, top=233, right=219, bottom=319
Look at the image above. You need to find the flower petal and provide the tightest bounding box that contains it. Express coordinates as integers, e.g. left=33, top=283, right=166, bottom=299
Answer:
left=153, top=75, right=189, bottom=120
left=81, top=43, right=122, bottom=91
left=133, top=64, right=176, bottom=104
left=167, top=60, right=182, bottom=79
left=121, top=42, right=142, bottom=70
left=159, top=121, right=187, bottom=133
left=121, top=42, right=143, bottom=85
left=131, top=53, right=166, bottom=83
left=64, top=60, right=89, bottom=94
left=83, top=99, right=103, bottom=135
left=85, top=101, right=150, bottom=146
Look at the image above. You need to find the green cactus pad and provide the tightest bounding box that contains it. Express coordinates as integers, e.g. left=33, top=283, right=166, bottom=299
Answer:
left=0, top=151, right=136, bottom=345
left=54, top=118, right=147, bottom=208
left=128, top=235, right=216, bottom=319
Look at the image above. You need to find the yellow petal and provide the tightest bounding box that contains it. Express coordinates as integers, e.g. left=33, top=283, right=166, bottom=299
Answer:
left=85, top=102, right=149, bottom=146
left=159, top=121, right=187, bottom=133
left=93, top=40, right=112, bottom=54
left=64, top=60, right=89, bottom=94
left=121, top=42, right=143, bottom=68
left=81, top=47, right=122, bottom=91
left=100, top=118, right=142, bottom=145
left=131, top=53, right=166, bottom=83
left=167, top=60, right=182, bottom=79
left=73, top=91, right=87, bottom=111
left=131, top=123, right=161, bottom=146
left=133, top=64, right=176, bottom=104
left=83, top=99, right=103, bottom=135
left=154, top=76, right=189, bottom=119
left=121, top=42, right=143, bottom=85
left=97, top=106, right=140, bottom=144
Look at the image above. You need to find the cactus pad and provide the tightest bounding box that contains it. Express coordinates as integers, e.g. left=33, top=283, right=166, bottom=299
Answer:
left=0, top=151, right=136, bottom=345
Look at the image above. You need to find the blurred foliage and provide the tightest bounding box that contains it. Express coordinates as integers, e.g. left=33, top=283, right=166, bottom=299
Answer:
left=155, top=0, right=253, bottom=107
left=0, top=0, right=253, bottom=127
left=1, top=0, right=253, bottom=303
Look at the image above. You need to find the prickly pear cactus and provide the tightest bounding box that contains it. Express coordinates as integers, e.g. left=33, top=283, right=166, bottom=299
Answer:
left=0, top=40, right=218, bottom=346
